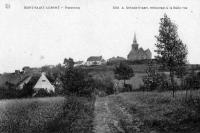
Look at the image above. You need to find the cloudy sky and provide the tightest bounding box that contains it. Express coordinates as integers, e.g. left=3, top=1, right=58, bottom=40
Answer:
left=0, top=0, right=199, bottom=73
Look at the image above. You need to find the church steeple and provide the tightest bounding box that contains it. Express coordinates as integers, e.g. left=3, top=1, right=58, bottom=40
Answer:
left=133, top=32, right=137, bottom=44
left=132, top=32, right=138, bottom=50
left=128, top=32, right=152, bottom=61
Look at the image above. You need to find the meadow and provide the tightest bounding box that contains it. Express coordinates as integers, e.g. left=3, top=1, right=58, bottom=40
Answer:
left=108, top=90, right=200, bottom=133
left=0, top=97, right=65, bottom=133
left=0, top=96, right=95, bottom=133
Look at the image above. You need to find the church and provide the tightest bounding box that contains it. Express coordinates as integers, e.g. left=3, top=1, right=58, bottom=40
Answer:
left=127, top=33, right=152, bottom=61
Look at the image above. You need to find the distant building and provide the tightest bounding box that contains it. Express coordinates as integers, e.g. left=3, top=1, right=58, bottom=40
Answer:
left=74, top=61, right=84, bottom=67
left=108, top=56, right=126, bottom=62
left=86, top=56, right=105, bottom=66
left=127, top=33, right=152, bottom=61
left=33, top=72, right=55, bottom=93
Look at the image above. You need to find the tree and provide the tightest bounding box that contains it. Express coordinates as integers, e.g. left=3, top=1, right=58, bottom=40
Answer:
left=63, top=58, right=74, bottom=69
left=155, top=14, right=188, bottom=97
left=19, top=76, right=39, bottom=97
left=19, top=82, right=34, bottom=98
left=114, top=62, right=134, bottom=89
left=61, top=58, right=94, bottom=97
left=143, top=61, right=168, bottom=91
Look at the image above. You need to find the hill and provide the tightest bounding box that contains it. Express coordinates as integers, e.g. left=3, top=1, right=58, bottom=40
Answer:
left=1, top=61, right=200, bottom=90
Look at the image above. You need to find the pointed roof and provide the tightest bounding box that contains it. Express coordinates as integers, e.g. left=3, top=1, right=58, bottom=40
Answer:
left=133, top=32, right=137, bottom=44
left=33, top=72, right=55, bottom=92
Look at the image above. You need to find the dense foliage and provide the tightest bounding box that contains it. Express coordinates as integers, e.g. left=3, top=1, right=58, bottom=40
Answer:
left=61, top=67, right=94, bottom=97
left=155, top=14, right=188, bottom=96
left=61, top=58, right=94, bottom=97
left=143, top=62, right=169, bottom=91
left=45, top=96, right=94, bottom=133
left=114, top=62, right=134, bottom=90
left=93, top=76, right=114, bottom=96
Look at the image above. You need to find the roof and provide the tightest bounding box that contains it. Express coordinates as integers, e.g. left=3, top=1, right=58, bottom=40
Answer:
left=145, top=48, right=151, bottom=52
left=17, top=76, right=32, bottom=89
left=108, top=56, right=126, bottom=62
left=33, top=73, right=55, bottom=92
left=87, top=56, right=103, bottom=61
left=75, top=61, right=84, bottom=64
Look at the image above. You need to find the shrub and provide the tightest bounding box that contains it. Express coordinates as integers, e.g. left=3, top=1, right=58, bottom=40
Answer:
left=61, top=66, right=94, bottom=97
left=123, top=84, right=132, bottom=92
left=34, top=89, right=54, bottom=97
left=143, top=61, right=170, bottom=91
left=0, top=87, right=19, bottom=99
left=114, top=62, right=134, bottom=93
left=184, top=71, right=200, bottom=91
left=143, top=72, right=169, bottom=91
left=92, top=76, right=114, bottom=95
left=18, top=83, right=34, bottom=98
left=45, top=96, right=94, bottom=133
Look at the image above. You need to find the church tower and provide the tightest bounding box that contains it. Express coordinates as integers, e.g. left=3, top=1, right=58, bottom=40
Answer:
left=132, top=33, right=138, bottom=50
left=127, top=32, right=152, bottom=61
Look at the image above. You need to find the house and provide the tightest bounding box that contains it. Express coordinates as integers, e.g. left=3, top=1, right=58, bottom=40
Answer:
left=107, top=56, right=126, bottom=64
left=74, top=61, right=84, bottom=67
left=86, top=56, right=105, bottom=66
left=33, top=72, right=55, bottom=93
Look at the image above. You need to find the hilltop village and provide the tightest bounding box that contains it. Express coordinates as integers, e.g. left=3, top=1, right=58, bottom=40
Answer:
left=75, top=33, right=152, bottom=66
left=1, top=31, right=198, bottom=97
left=0, top=33, right=152, bottom=95
left=1, top=13, right=200, bottom=133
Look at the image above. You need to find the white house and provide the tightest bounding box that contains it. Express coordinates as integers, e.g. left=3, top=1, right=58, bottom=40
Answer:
left=33, top=72, right=55, bottom=93
left=85, top=56, right=106, bottom=66
left=74, top=61, right=84, bottom=67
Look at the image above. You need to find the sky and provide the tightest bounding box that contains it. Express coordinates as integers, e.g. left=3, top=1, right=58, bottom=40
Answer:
left=0, top=0, right=200, bottom=73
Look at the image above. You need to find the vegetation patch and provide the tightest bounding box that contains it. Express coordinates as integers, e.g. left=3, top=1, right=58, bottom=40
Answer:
left=114, top=91, right=200, bottom=133
left=0, top=97, right=65, bottom=133
left=45, top=96, right=95, bottom=133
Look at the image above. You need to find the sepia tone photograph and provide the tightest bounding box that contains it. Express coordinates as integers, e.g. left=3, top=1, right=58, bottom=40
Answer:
left=0, top=0, right=200, bottom=132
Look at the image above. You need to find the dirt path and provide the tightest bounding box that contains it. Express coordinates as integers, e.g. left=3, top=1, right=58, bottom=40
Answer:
left=93, top=96, right=124, bottom=133
left=93, top=95, right=145, bottom=133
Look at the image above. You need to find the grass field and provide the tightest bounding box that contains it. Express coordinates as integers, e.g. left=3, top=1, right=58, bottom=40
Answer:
left=0, top=97, right=65, bottom=133
left=107, top=90, right=200, bottom=133
left=1, top=90, right=200, bottom=133
left=0, top=96, right=95, bottom=133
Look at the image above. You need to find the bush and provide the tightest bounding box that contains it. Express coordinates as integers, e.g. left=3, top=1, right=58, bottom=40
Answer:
left=61, top=67, right=94, bottom=97
left=34, top=89, right=54, bottom=97
left=93, top=76, right=114, bottom=95
left=123, top=84, right=132, bottom=92
left=18, top=83, right=34, bottom=98
left=183, top=72, right=200, bottom=90
left=143, top=73, right=169, bottom=91
left=45, top=96, right=94, bottom=133
left=143, top=61, right=170, bottom=91
left=0, top=87, right=19, bottom=99
left=0, top=82, right=21, bottom=99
